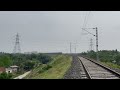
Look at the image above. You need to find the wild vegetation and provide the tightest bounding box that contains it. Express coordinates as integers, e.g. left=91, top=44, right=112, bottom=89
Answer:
left=81, top=50, right=120, bottom=69
left=25, top=55, right=72, bottom=79
left=0, top=54, right=13, bottom=67
left=0, top=72, right=13, bottom=79
left=0, top=52, right=53, bottom=79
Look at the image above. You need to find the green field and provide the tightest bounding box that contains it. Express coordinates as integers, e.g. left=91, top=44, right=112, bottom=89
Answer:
left=24, top=55, right=72, bottom=79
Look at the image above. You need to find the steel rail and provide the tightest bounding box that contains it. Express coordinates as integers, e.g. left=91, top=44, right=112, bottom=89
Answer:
left=78, top=56, right=120, bottom=79
left=78, top=57, right=92, bottom=79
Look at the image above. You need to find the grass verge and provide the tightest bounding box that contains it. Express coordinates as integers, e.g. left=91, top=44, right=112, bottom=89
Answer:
left=24, top=55, right=72, bottom=79
left=101, top=62, right=120, bottom=70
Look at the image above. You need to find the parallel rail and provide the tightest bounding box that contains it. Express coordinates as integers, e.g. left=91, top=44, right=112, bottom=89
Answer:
left=78, top=56, right=120, bottom=79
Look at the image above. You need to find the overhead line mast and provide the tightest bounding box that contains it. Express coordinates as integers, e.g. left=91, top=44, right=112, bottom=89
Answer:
left=82, top=27, right=99, bottom=61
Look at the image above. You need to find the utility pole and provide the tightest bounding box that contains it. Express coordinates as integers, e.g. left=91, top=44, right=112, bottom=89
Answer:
left=82, top=27, right=99, bottom=61
left=93, top=27, right=99, bottom=61
left=96, top=27, right=99, bottom=61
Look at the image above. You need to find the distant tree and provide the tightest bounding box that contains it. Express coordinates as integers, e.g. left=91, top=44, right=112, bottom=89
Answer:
left=0, top=53, right=53, bottom=73
left=0, top=55, right=13, bottom=67
left=23, top=61, right=35, bottom=71
left=37, top=54, right=52, bottom=64
left=31, top=53, right=37, bottom=59
left=0, top=72, right=13, bottom=79
left=115, top=49, right=119, bottom=54
left=115, top=55, right=120, bottom=65
left=81, top=50, right=120, bottom=64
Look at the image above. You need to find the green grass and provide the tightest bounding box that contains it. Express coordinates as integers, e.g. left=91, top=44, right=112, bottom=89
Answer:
left=101, top=62, right=120, bottom=69
left=25, top=55, right=72, bottom=79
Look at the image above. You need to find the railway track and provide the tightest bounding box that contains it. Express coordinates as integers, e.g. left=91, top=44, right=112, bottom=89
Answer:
left=78, top=56, right=120, bottom=79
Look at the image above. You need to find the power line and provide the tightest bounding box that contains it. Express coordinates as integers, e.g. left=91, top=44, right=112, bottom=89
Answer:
left=82, top=11, right=91, bottom=29
left=82, top=27, right=99, bottom=61
left=79, top=11, right=92, bottom=52
left=80, top=11, right=92, bottom=40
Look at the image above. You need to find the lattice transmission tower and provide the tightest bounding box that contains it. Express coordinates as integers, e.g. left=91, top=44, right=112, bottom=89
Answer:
left=89, top=38, right=94, bottom=51
left=13, top=33, right=21, bottom=54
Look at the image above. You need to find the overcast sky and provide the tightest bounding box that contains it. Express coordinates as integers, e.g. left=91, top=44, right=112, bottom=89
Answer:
left=0, top=11, right=120, bottom=53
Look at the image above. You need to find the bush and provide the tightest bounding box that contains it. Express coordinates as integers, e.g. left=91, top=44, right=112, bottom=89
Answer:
left=23, top=61, right=35, bottom=71
left=42, top=65, right=52, bottom=70
left=38, top=65, right=52, bottom=73
left=0, top=72, right=13, bottom=79
left=0, top=55, right=13, bottom=67
left=37, top=54, right=52, bottom=64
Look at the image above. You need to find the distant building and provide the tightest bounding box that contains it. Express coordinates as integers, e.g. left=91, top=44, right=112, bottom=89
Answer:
left=24, top=51, right=38, bottom=54
left=31, top=51, right=38, bottom=54
left=6, top=65, right=19, bottom=73
left=24, top=52, right=31, bottom=54
left=6, top=68, right=12, bottom=73
left=0, top=67, right=6, bottom=73
left=42, top=52, right=62, bottom=56
left=10, top=65, right=19, bottom=72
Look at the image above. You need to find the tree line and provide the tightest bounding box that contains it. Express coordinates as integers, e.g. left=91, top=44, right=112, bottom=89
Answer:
left=0, top=52, right=53, bottom=79
left=81, top=49, right=120, bottom=65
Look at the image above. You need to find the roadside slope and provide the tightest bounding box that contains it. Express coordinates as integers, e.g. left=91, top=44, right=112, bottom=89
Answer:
left=25, top=55, right=72, bottom=79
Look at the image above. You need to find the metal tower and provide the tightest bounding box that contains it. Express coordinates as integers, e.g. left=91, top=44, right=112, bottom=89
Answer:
left=90, top=38, right=93, bottom=51
left=82, top=27, right=99, bottom=61
left=13, top=33, right=21, bottom=54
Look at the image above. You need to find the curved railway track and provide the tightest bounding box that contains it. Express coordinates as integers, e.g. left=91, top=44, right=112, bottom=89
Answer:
left=78, top=56, right=120, bottom=79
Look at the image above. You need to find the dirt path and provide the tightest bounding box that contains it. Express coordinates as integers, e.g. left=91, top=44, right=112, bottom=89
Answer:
left=14, top=71, right=31, bottom=79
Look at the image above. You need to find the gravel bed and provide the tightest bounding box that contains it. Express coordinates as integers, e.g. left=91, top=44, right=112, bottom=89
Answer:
left=64, top=55, right=82, bottom=79
left=64, top=55, right=120, bottom=79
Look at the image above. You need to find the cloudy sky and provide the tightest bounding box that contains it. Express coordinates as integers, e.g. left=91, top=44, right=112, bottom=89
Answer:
left=0, top=11, right=120, bottom=53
